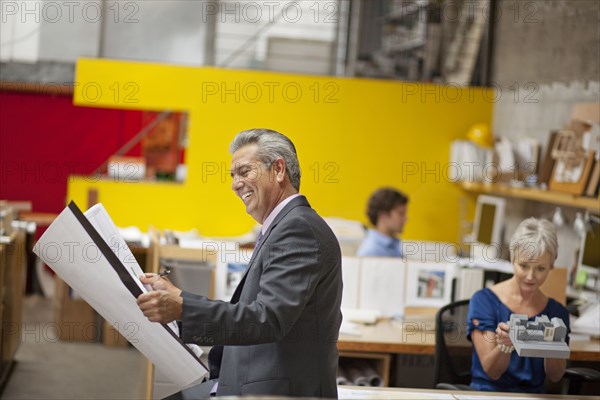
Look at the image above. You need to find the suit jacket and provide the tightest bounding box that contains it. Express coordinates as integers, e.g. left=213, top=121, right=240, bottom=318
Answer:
left=180, top=195, right=343, bottom=398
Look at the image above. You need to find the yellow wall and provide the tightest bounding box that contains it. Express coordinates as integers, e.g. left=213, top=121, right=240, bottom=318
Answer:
left=69, top=58, right=493, bottom=241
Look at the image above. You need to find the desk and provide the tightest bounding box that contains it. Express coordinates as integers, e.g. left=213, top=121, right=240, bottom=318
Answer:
left=18, top=211, right=58, bottom=227
left=338, top=319, right=600, bottom=362
left=338, top=386, right=599, bottom=399
left=339, top=319, right=435, bottom=355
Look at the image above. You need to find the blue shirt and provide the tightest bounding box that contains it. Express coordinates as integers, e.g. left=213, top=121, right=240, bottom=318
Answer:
left=356, top=229, right=402, bottom=257
left=466, top=288, right=570, bottom=393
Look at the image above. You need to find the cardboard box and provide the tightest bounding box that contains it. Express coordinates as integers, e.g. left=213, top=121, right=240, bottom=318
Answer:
left=102, top=320, right=129, bottom=347
left=571, top=103, right=600, bottom=124
left=0, top=202, right=14, bottom=237
left=54, top=277, right=99, bottom=342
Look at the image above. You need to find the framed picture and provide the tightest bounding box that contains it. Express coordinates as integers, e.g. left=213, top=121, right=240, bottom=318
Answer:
left=585, top=158, right=600, bottom=197
left=405, top=262, right=454, bottom=307
left=549, top=150, right=596, bottom=195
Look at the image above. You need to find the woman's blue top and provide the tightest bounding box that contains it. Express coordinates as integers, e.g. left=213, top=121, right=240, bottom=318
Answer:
left=466, top=288, right=570, bottom=393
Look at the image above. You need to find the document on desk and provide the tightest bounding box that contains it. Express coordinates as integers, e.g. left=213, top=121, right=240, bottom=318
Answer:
left=33, top=201, right=208, bottom=388
left=341, top=256, right=360, bottom=309
left=338, top=387, right=454, bottom=399
left=359, top=258, right=405, bottom=317
left=454, top=395, right=550, bottom=400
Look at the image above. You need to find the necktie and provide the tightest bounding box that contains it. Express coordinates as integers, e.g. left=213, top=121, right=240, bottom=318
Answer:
left=255, top=231, right=264, bottom=248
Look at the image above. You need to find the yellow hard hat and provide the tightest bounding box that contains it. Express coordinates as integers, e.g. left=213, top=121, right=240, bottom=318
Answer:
left=467, top=123, right=493, bottom=148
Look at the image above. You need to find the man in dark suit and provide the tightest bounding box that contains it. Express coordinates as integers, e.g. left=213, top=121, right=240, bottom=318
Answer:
left=137, top=129, right=343, bottom=398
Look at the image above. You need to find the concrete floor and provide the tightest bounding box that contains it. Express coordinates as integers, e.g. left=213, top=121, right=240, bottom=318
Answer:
left=2, top=295, right=146, bottom=400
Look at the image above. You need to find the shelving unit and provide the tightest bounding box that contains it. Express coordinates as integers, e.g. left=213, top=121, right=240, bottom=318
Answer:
left=0, top=230, right=26, bottom=391
left=460, top=181, right=600, bottom=213
left=144, top=232, right=217, bottom=400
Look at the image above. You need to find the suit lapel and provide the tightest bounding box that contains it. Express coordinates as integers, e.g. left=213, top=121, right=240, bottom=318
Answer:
left=229, top=195, right=310, bottom=303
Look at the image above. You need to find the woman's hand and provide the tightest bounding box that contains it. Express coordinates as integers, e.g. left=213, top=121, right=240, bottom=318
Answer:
left=495, top=322, right=515, bottom=354
left=472, top=321, right=516, bottom=380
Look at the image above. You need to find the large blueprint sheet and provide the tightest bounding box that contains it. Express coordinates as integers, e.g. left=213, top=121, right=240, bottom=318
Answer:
left=33, top=202, right=207, bottom=388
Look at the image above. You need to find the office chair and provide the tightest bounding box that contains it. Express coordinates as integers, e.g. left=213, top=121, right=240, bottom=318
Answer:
left=433, top=299, right=600, bottom=394
left=433, top=299, right=474, bottom=391
left=562, top=367, right=600, bottom=395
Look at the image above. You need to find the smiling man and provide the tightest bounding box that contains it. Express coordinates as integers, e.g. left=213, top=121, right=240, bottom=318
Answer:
left=137, top=128, right=343, bottom=399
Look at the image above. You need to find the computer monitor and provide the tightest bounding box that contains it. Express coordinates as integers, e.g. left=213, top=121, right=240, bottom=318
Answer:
left=471, top=195, right=506, bottom=260
left=577, top=216, right=600, bottom=291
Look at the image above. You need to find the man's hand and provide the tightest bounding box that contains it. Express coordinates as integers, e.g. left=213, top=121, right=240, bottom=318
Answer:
left=136, top=273, right=183, bottom=323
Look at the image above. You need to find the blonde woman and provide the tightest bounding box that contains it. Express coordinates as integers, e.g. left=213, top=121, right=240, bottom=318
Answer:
left=467, top=218, right=569, bottom=393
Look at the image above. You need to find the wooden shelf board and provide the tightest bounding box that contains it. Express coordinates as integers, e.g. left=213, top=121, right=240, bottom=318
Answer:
left=460, top=182, right=600, bottom=213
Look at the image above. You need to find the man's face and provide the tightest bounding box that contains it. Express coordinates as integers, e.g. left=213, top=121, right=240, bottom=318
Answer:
left=230, top=144, right=280, bottom=224
left=382, top=204, right=408, bottom=235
